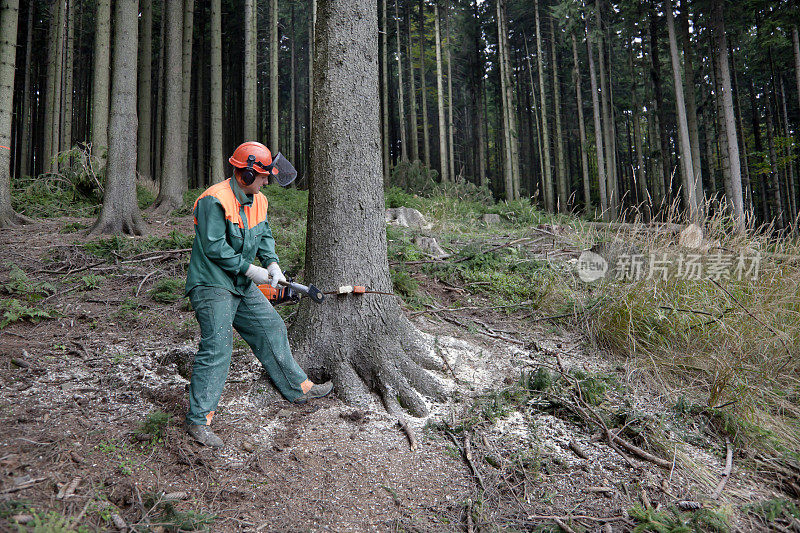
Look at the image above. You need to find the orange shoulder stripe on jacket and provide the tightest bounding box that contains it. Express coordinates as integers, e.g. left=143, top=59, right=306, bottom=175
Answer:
left=244, top=193, right=269, bottom=228
left=193, top=180, right=243, bottom=227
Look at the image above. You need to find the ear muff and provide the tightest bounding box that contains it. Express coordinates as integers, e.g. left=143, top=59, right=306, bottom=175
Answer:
left=241, top=155, right=257, bottom=185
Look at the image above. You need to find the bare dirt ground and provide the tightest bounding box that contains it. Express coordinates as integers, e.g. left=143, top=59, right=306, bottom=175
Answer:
left=0, top=215, right=792, bottom=532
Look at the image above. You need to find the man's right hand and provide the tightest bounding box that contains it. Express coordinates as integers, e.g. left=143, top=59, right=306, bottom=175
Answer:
left=244, top=264, right=271, bottom=285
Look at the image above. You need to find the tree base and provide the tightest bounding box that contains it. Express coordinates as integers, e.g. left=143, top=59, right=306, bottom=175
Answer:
left=151, top=195, right=184, bottom=216
left=0, top=209, right=33, bottom=228
left=292, top=303, right=447, bottom=418
left=88, top=212, right=147, bottom=235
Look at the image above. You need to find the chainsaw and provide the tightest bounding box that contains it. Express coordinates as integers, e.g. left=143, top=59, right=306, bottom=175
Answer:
left=258, top=276, right=325, bottom=305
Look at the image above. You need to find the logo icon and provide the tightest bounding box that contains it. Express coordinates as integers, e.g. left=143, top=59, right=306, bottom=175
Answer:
left=577, top=251, right=608, bottom=282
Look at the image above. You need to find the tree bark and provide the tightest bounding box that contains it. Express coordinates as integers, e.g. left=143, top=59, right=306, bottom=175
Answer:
left=628, top=35, right=648, bottom=219
left=550, top=18, right=566, bottom=211
left=729, top=43, right=751, bottom=213
left=525, top=34, right=544, bottom=201
left=153, top=9, right=166, bottom=183
left=535, top=0, right=553, bottom=211
left=666, top=0, right=698, bottom=218
left=209, top=0, right=224, bottom=182
left=90, top=0, right=146, bottom=235
left=596, top=0, right=616, bottom=217
left=244, top=0, right=257, bottom=140
left=18, top=0, right=34, bottom=178
left=181, top=0, right=194, bottom=182
left=649, top=4, right=669, bottom=208
left=91, top=0, right=110, bottom=162
left=153, top=0, right=186, bottom=213
left=380, top=0, right=389, bottom=177
left=572, top=34, right=591, bottom=211
left=679, top=7, right=703, bottom=211
left=794, top=26, right=800, bottom=128
left=418, top=0, right=430, bottom=167
left=712, top=0, right=744, bottom=229
left=0, top=0, right=28, bottom=226
left=472, top=1, right=486, bottom=188
left=270, top=0, right=279, bottom=152
left=496, top=0, right=512, bottom=197
left=308, top=0, right=316, bottom=138
left=61, top=0, right=74, bottom=155
left=434, top=2, right=448, bottom=181
left=406, top=1, right=418, bottom=162
left=293, top=0, right=445, bottom=417
left=396, top=0, right=408, bottom=162
left=586, top=23, right=608, bottom=219
left=445, top=1, right=455, bottom=182
left=137, top=0, right=153, bottom=183
left=290, top=4, right=296, bottom=164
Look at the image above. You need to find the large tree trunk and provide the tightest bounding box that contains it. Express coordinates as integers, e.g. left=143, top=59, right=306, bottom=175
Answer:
left=712, top=0, right=744, bottom=229
left=18, top=0, right=34, bottom=179
left=153, top=11, right=166, bottom=184
left=679, top=8, right=703, bottom=211
left=396, top=0, right=408, bottom=162
left=244, top=0, right=257, bottom=140
left=0, top=0, right=28, bottom=227
left=445, top=2, right=455, bottom=183
left=90, top=0, right=146, bottom=235
left=380, top=0, right=389, bottom=178
left=91, top=0, right=110, bottom=162
left=209, top=0, right=224, bottom=182
left=293, top=0, right=445, bottom=418
left=418, top=0, right=430, bottom=167
left=472, top=1, right=486, bottom=188
left=406, top=2, right=418, bottom=162
left=534, top=0, right=553, bottom=211
left=153, top=0, right=185, bottom=213
left=270, top=0, right=279, bottom=151
left=572, top=34, right=591, bottom=211
left=137, top=0, right=153, bottom=183
left=586, top=23, right=608, bottom=219
left=290, top=4, right=297, bottom=164
left=550, top=18, right=566, bottom=211
left=434, top=2, right=447, bottom=181
left=665, top=0, right=698, bottom=218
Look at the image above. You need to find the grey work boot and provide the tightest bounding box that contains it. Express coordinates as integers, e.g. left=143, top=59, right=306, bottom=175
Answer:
left=186, top=424, right=223, bottom=448
left=293, top=381, right=334, bottom=404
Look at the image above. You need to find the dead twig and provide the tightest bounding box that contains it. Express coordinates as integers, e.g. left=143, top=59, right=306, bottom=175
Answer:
left=554, top=517, right=578, bottom=533
left=711, top=439, right=733, bottom=500
left=397, top=416, right=418, bottom=450
left=136, top=269, right=162, bottom=297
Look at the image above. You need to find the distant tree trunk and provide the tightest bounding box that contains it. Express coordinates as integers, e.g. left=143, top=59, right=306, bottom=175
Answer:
left=153, top=9, right=166, bottom=182
left=19, top=0, right=34, bottom=178
left=472, top=1, right=486, bottom=187
left=0, top=0, right=28, bottom=226
left=91, top=0, right=110, bottom=162
left=780, top=76, right=796, bottom=222
left=209, top=0, right=224, bottom=182
left=628, top=36, right=648, bottom=218
left=154, top=0, right=185, bottom=213
left=586, top=23, right=608, bottom=219
left=181, top=0, right=194, bottom=181
left=380, top=0, right=389, bottom=177
left=712, top=0, right=744, bottom=229
left=496, top=0, right=512, bottom=197
left=525, top=35, right=544, bottom=200
left=764, top=89, right=783, bottom=228
left=290, top=4, right=297, bottom=164
left=572, top=33, right=591, bottom=211
left=61, top=0, right=74, bottom=154
left=665, top=0, right=698, bottom=218
left=90, top=0, right=145, bottom=235
left=244, top=0, right=257, bottom=139
left=649, top=5, right=668, bottom=208
left=445, top=2, right=455, bottom=182
left=434, top=2, right=447, bottom=181
left=418, top=0, right=430, bottom=167
left=395, top=0, right=408, bottom=162
left=137, top=0, right=153, bottom=183
left=794, top=26, right=800, bottom=123
left=596, top=0, right=616, bottom=217
left=730, top=43, right=751, bottom=212
left=294, top=0, right=444, bottom=418
left=196, top=37, right=206, bottom=187
left=406, top=2, right=418, bottom=162
left=534, top=0, right=553, bottom=211
left=679, top=7, right=703, bottom=210
left=550, top=18, right=566, bottom=211
left=270, top=0, right=279, bottom=152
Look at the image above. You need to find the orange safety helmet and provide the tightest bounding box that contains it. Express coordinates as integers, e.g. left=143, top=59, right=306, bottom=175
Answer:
left=229, top=141, right=273, bottom=184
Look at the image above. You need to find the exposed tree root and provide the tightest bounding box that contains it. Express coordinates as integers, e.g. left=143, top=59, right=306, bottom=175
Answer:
left=88, top=213, right=147, bottom=236
left=0, top=209, right=33, bottom=228
left=151, top=195, right=183, bottom=216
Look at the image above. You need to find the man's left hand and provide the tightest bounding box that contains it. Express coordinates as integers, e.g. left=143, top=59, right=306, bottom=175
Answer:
left=266, top=262, right=286, bottom=288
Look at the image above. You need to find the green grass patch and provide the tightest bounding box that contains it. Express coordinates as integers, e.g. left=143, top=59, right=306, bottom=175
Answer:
left=2, top=265, right=54, bottom=301
left=149, top=278, right=185, bottom=303
left=84, top=230, right=193, bottom=260
left=628, top=503, right=730, bottom=532
left=136, top=410, right=172, bottom=444
left=0, top=299, right=52, bottom=328
left=144, top=492, right=215, bottom=531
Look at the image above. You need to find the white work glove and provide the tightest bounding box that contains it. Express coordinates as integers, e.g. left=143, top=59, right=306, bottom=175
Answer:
left=266, top=262, right=286, bottom=288
left=244, top=264, right=271, bottom=285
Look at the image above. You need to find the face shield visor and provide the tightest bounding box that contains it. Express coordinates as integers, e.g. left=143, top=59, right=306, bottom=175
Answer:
left=253, top=152, right=298, bottom=187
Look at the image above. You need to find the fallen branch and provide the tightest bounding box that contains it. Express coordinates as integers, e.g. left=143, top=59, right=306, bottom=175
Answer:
left=711, top=440, right=733, bottom=500
left=397, top=416, right=418, bottom=450
left=554, top=517, right=578, bottom=533
left=1, top=477, right=47, bottom=494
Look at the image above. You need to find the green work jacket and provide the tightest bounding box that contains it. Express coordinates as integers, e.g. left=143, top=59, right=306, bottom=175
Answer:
left=185, top=178, right=279, bottom=296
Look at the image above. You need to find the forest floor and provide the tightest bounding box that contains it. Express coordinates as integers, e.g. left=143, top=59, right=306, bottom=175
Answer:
left=0, top=196, right=798, bottom=532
